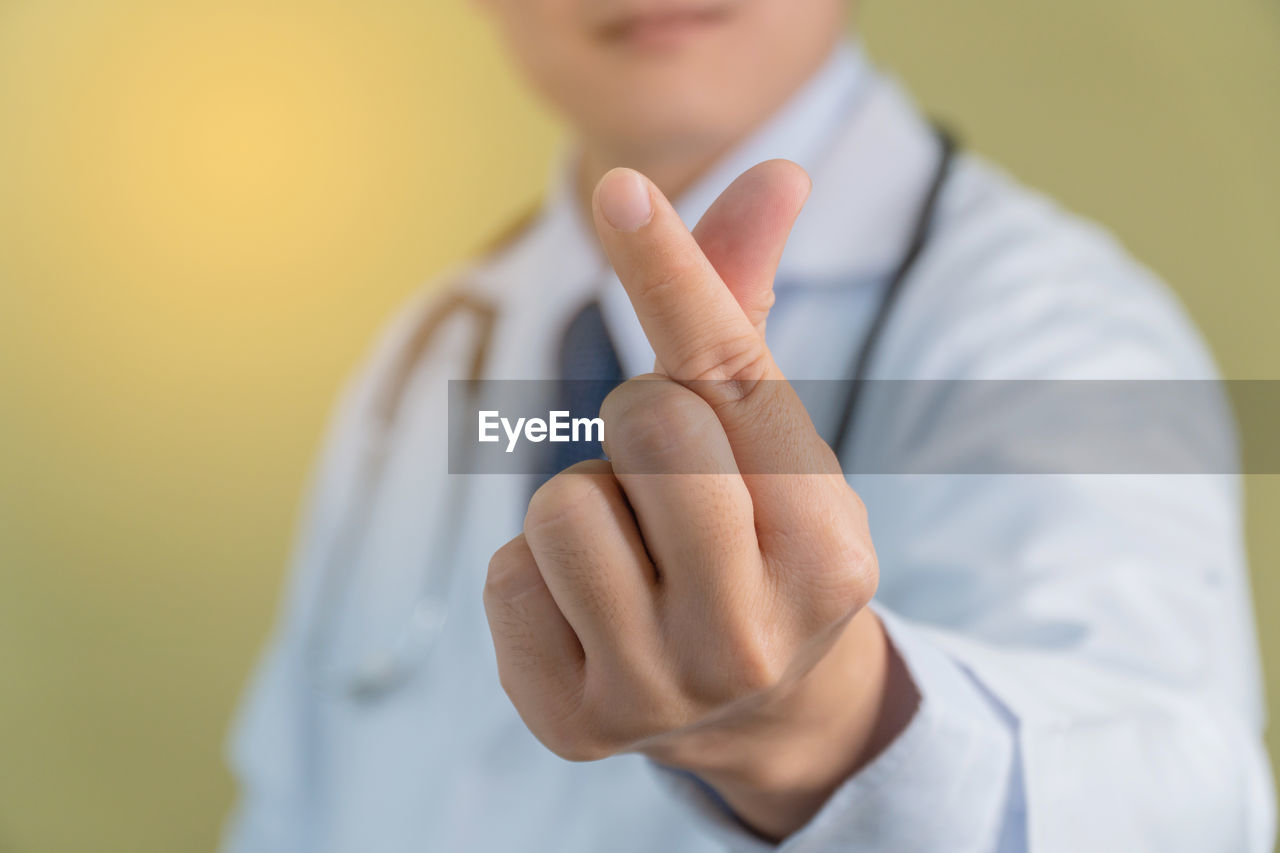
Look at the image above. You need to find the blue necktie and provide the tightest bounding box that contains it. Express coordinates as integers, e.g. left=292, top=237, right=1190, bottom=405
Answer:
left=530, top=299, right=625, bottom=495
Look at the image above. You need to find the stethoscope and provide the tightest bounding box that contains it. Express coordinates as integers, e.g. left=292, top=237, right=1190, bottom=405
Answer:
left=305, top=127, right=958, bottom=700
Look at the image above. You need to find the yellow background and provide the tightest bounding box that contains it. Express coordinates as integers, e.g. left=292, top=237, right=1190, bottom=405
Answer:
left=1, top=1, right=1277, bottom=850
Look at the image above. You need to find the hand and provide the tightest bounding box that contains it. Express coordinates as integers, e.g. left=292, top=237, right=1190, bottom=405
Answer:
left=483, top=161, right=916, bottom=840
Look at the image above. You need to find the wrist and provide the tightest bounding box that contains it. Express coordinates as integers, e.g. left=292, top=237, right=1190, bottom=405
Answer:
left=687, top=608, right=918, bottom=840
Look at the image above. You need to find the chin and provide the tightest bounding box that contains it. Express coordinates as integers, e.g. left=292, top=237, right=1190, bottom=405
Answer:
left=577, top=65, right=755, bottom=155
left=600, top=110, right=741, bottom=161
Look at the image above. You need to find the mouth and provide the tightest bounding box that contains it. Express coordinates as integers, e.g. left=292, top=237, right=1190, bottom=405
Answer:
left=596, top=3, right=737, bottom=51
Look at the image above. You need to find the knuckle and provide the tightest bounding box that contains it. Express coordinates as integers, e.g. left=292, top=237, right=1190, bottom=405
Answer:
left=782, top=483, right=877, bottom=598
left=846, top=485, right=868, bottom=520
left=545, top=735, right=613, bottom=763
left=524, top=467, right=610, bottom=533
left=832, top=551, right=878, bottom=615
left=831, top=492, right=878, bottom=601
left=537, top=713, right=616, bottom=763
left=726, top=648, right=786, bottom=697
left=600, top=375, right=673, bottom=425
left=608, top=384, right=714, bottom=470
left=648, top=386, right=713, bottom=433
left=808, top=528, right=879, bottom=620
left=484, top=537, right=541, bottom=602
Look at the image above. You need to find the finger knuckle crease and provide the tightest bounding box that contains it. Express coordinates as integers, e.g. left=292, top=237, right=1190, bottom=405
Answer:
left=680, top=340, right=771, bottom=405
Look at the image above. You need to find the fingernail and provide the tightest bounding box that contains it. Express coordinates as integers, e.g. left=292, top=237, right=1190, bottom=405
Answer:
left=597, top=168, right=653, bottom=232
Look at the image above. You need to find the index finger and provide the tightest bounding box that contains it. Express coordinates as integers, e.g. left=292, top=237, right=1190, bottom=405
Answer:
left=591, top=164, right=801, bottom=401
left=592, top=164, right=857, bottom=572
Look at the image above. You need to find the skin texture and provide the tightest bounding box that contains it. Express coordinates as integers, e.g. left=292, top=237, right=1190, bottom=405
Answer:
left=484, top=163, right=918, bottom=840
left=472, top=0, right=914, bottom=840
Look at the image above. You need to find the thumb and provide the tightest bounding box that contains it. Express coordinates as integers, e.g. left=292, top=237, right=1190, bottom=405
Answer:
left=691, top=159, right=811, bottom=335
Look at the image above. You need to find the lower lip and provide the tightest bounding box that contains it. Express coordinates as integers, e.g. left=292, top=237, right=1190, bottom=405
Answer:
left=602, top=9, right=732, bottom=51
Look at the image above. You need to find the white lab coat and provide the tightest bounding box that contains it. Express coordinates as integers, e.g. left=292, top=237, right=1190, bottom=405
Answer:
left=221, top=42, right=1275, bottom=852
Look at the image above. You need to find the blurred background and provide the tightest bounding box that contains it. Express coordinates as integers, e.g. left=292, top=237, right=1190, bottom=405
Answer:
left=1, top=1, right=1277, bottom=850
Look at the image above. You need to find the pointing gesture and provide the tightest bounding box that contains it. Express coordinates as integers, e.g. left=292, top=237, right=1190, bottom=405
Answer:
left=484, top=162, right=907, bottom=840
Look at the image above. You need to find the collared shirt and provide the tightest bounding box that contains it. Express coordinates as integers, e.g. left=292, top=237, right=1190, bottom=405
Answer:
left=221, top=40, right=1275, bottom=853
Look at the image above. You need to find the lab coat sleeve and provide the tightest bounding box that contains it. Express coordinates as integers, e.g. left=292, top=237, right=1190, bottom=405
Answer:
left=651, top=604, right=1023, bottom=852
left=218, top=283, right=457, bottom=853
left=649, top=178, right=1275, bottom=851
